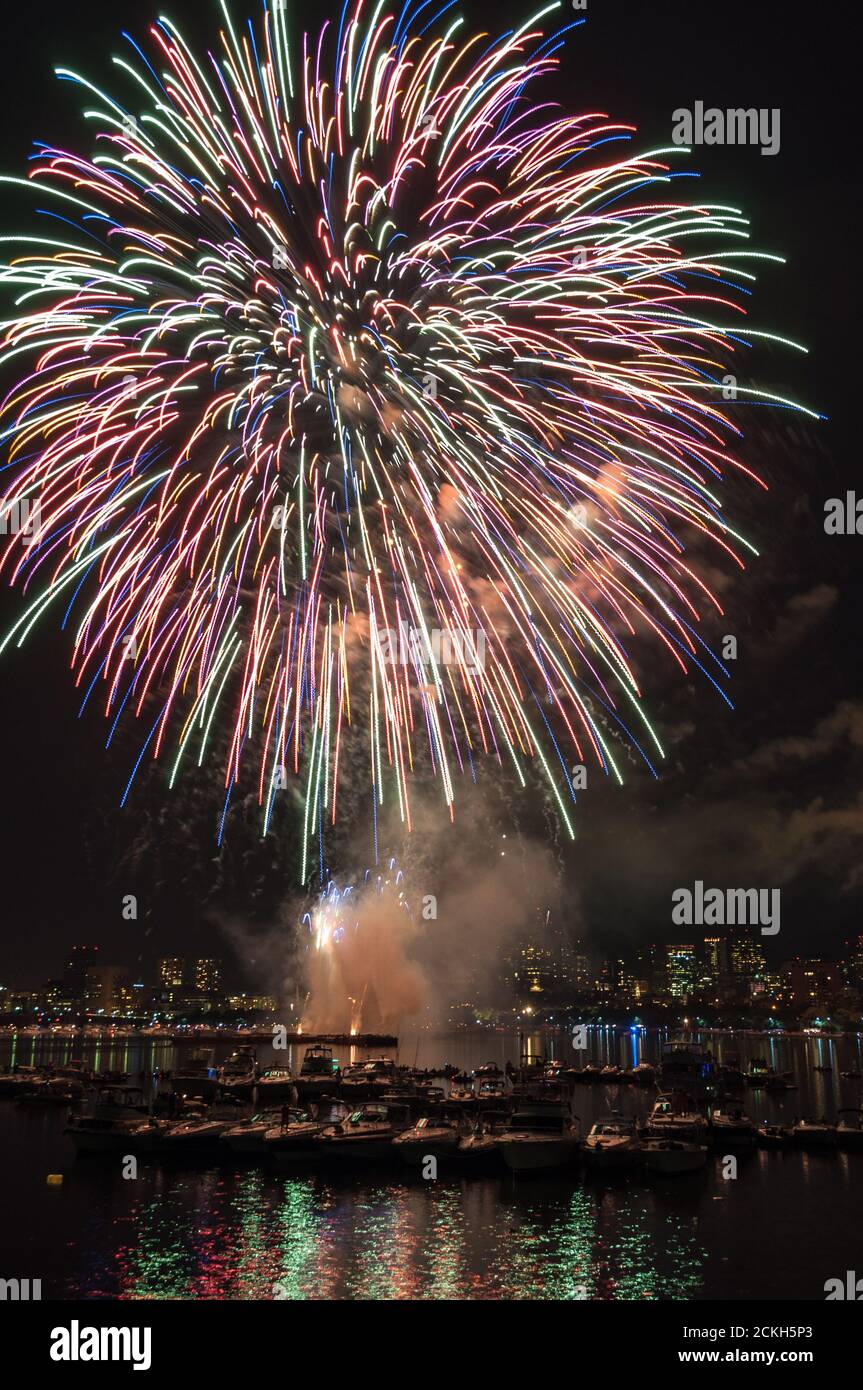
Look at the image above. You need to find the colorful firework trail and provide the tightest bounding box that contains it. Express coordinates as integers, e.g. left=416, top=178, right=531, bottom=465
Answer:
left=0, top=0, right=815, bottom=878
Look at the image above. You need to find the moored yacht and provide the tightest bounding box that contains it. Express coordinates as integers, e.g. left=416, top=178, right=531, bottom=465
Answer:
left=264, top=1101, right=346, bottom=1163
left=583, top=1116, right=642, bottom=1170
left=162, top=1114, right=232, bottom=1155
left=222, top=1112, right=279, bottom=1156
left=218, top=1048, right=257, bottom=1096
left=315, top=1102, right=412, bottom=1160
left=173, top=1048, right=219, bottom=1100
left=296, top=1044, right=340, bottom=1096
left=393, top=1115, right=461, bottom=1166
left=255, top=1067, right=298, bottom=1102
left=475, top=1077, right=510, bottom=1108
left=64, top=1085, right=150, bottom=1156
left=708, top=1102, right=755, bottom=1146
left=497, top=1096, right=580, bottom=1173
left=757, top=1122, right=794, bottom=1149
left=645, top=1092, right=708, bottom=1141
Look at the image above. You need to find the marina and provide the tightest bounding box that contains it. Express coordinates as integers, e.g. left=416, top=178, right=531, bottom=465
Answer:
left=2, top=1027, right=863, bottom=1301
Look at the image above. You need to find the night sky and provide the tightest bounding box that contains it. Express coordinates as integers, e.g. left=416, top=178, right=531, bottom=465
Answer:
left=0, top=0, right=857, bottom=988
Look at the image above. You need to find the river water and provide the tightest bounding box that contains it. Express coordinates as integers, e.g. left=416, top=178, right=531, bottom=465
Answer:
left=1, top=1028, right=860, bottom=1300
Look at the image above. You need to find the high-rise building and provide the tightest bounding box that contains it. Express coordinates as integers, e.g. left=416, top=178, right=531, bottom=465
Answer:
left=729, top=929, right=767, bottom=984
left=783, top=958, right=841, bottom=1008
left=158, top=957, right=185, bottom=989
left=845, top=934, right=863, bottom=989
left=85, top=965, right=132, bottom=1015
left=665, top=943, right=697, bottom=999
left=194, top=958, right=222, bottom=993
left=703, top=936, right=729, bottom=978
left=63, top=946, right=100, bottom=1009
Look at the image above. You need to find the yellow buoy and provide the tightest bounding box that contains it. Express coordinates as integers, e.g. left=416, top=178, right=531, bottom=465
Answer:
left=46, top=1173, right=63, bottom=1185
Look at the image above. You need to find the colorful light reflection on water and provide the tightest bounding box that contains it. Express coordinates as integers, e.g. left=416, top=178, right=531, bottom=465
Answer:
left=63, top=1170, right=705, bottom=1301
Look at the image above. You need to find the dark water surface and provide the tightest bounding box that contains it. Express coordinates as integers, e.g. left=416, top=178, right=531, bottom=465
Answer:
left=1, top=1029, right=861, bottom=1300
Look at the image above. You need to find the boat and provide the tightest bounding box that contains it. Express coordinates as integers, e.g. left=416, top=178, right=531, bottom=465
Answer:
left=315, top=1102, right=412, bottom=1160
left=814, top=1064, right=833, bottom=1074
left=361, top=1057, right=400, bottom=1093
left=792, top=1117, right=837, bottom=1148
left=497, top=1095, right=580, bottom=1173
left=447, top=1078, right=476, bottom=1106
left=64, top=1085, right=150, bottom=1155
left=162, top=1115, right=232, bottom=1155
left=583, top=1116, right=642, bottom=1170
left=0, top=1065, right=40, bottom=1098
left=173, top=1048, right=218, bottom=1100
left=642, top=1138, right=708, bottom=1174
left=744, top=1059, right=772, bottom=1088
left=708, top=1102, right=755, bottom=1146
left=645, top=1091, right=708, bottom=1141
left=221, top=1112, right=279, bottom=1157
left=718, top=1055, right=746, bottom=1089
left=218, top=1047, right=257, bottom=1095
left=296, top=1044, right=340, bottom=1095
left=457, top=1110, right=509, bottom=1166
left=659, top=1040, right=712, bottom=1094
left=255, top=1067, right=298, bottom=1102
left=475, top=1077, right=510, bottom=1108
left=474, top=1062, right=503, bottom=1078
left=393, top=1115, right=461, bottom=1166
left=836, top=1109, right=863, bottom=1151
left=631, top=1063, right=657, bottom=1086
left=263, top=1102, right=345, bottom=1163
left=756, top=1123, right=794, bottom=1149
left=17, top=1077, right=84, bottom=1106
left=840, top=1069, right=861, bottom=1081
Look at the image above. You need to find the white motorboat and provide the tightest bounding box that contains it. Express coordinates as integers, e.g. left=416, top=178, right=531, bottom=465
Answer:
left=708, top=1103, right=755, bottom=1145
left=218, top=1047, right=257, bottom=1095
left=646, top=1092, right=708, bottom=1141
left=497, top=1098, right=580, bottom=1173
left=255, top=1067, right=298, bottom=1102
left=221, top=1112, right=279, bottom=1156
left=261, top=1106, right=326, bottom=1161
left=162, top=1116, right=231, bottom=1154
left=583, top=1116, right=642, bottom=1170
left=642, top=1138, right=708, bottom=1174
left=393, top=1115, right=461, bottom=1166
left=315, top=1102, right=412, bottom=1160
left=296, top=1044, right=340, bottom=1096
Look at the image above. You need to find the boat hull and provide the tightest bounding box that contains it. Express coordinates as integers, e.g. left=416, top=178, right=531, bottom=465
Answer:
left=393, top=1136, right=460, bottom=1166
left=498, top=1136, right=579, bottom=1172
left=583, top=1143, right=641, bottom=1171
left=644, top=1146, right=707, bottom=1174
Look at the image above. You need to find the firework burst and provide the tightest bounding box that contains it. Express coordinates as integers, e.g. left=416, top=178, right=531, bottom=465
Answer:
left=0, top=0, right=815, bottom=876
